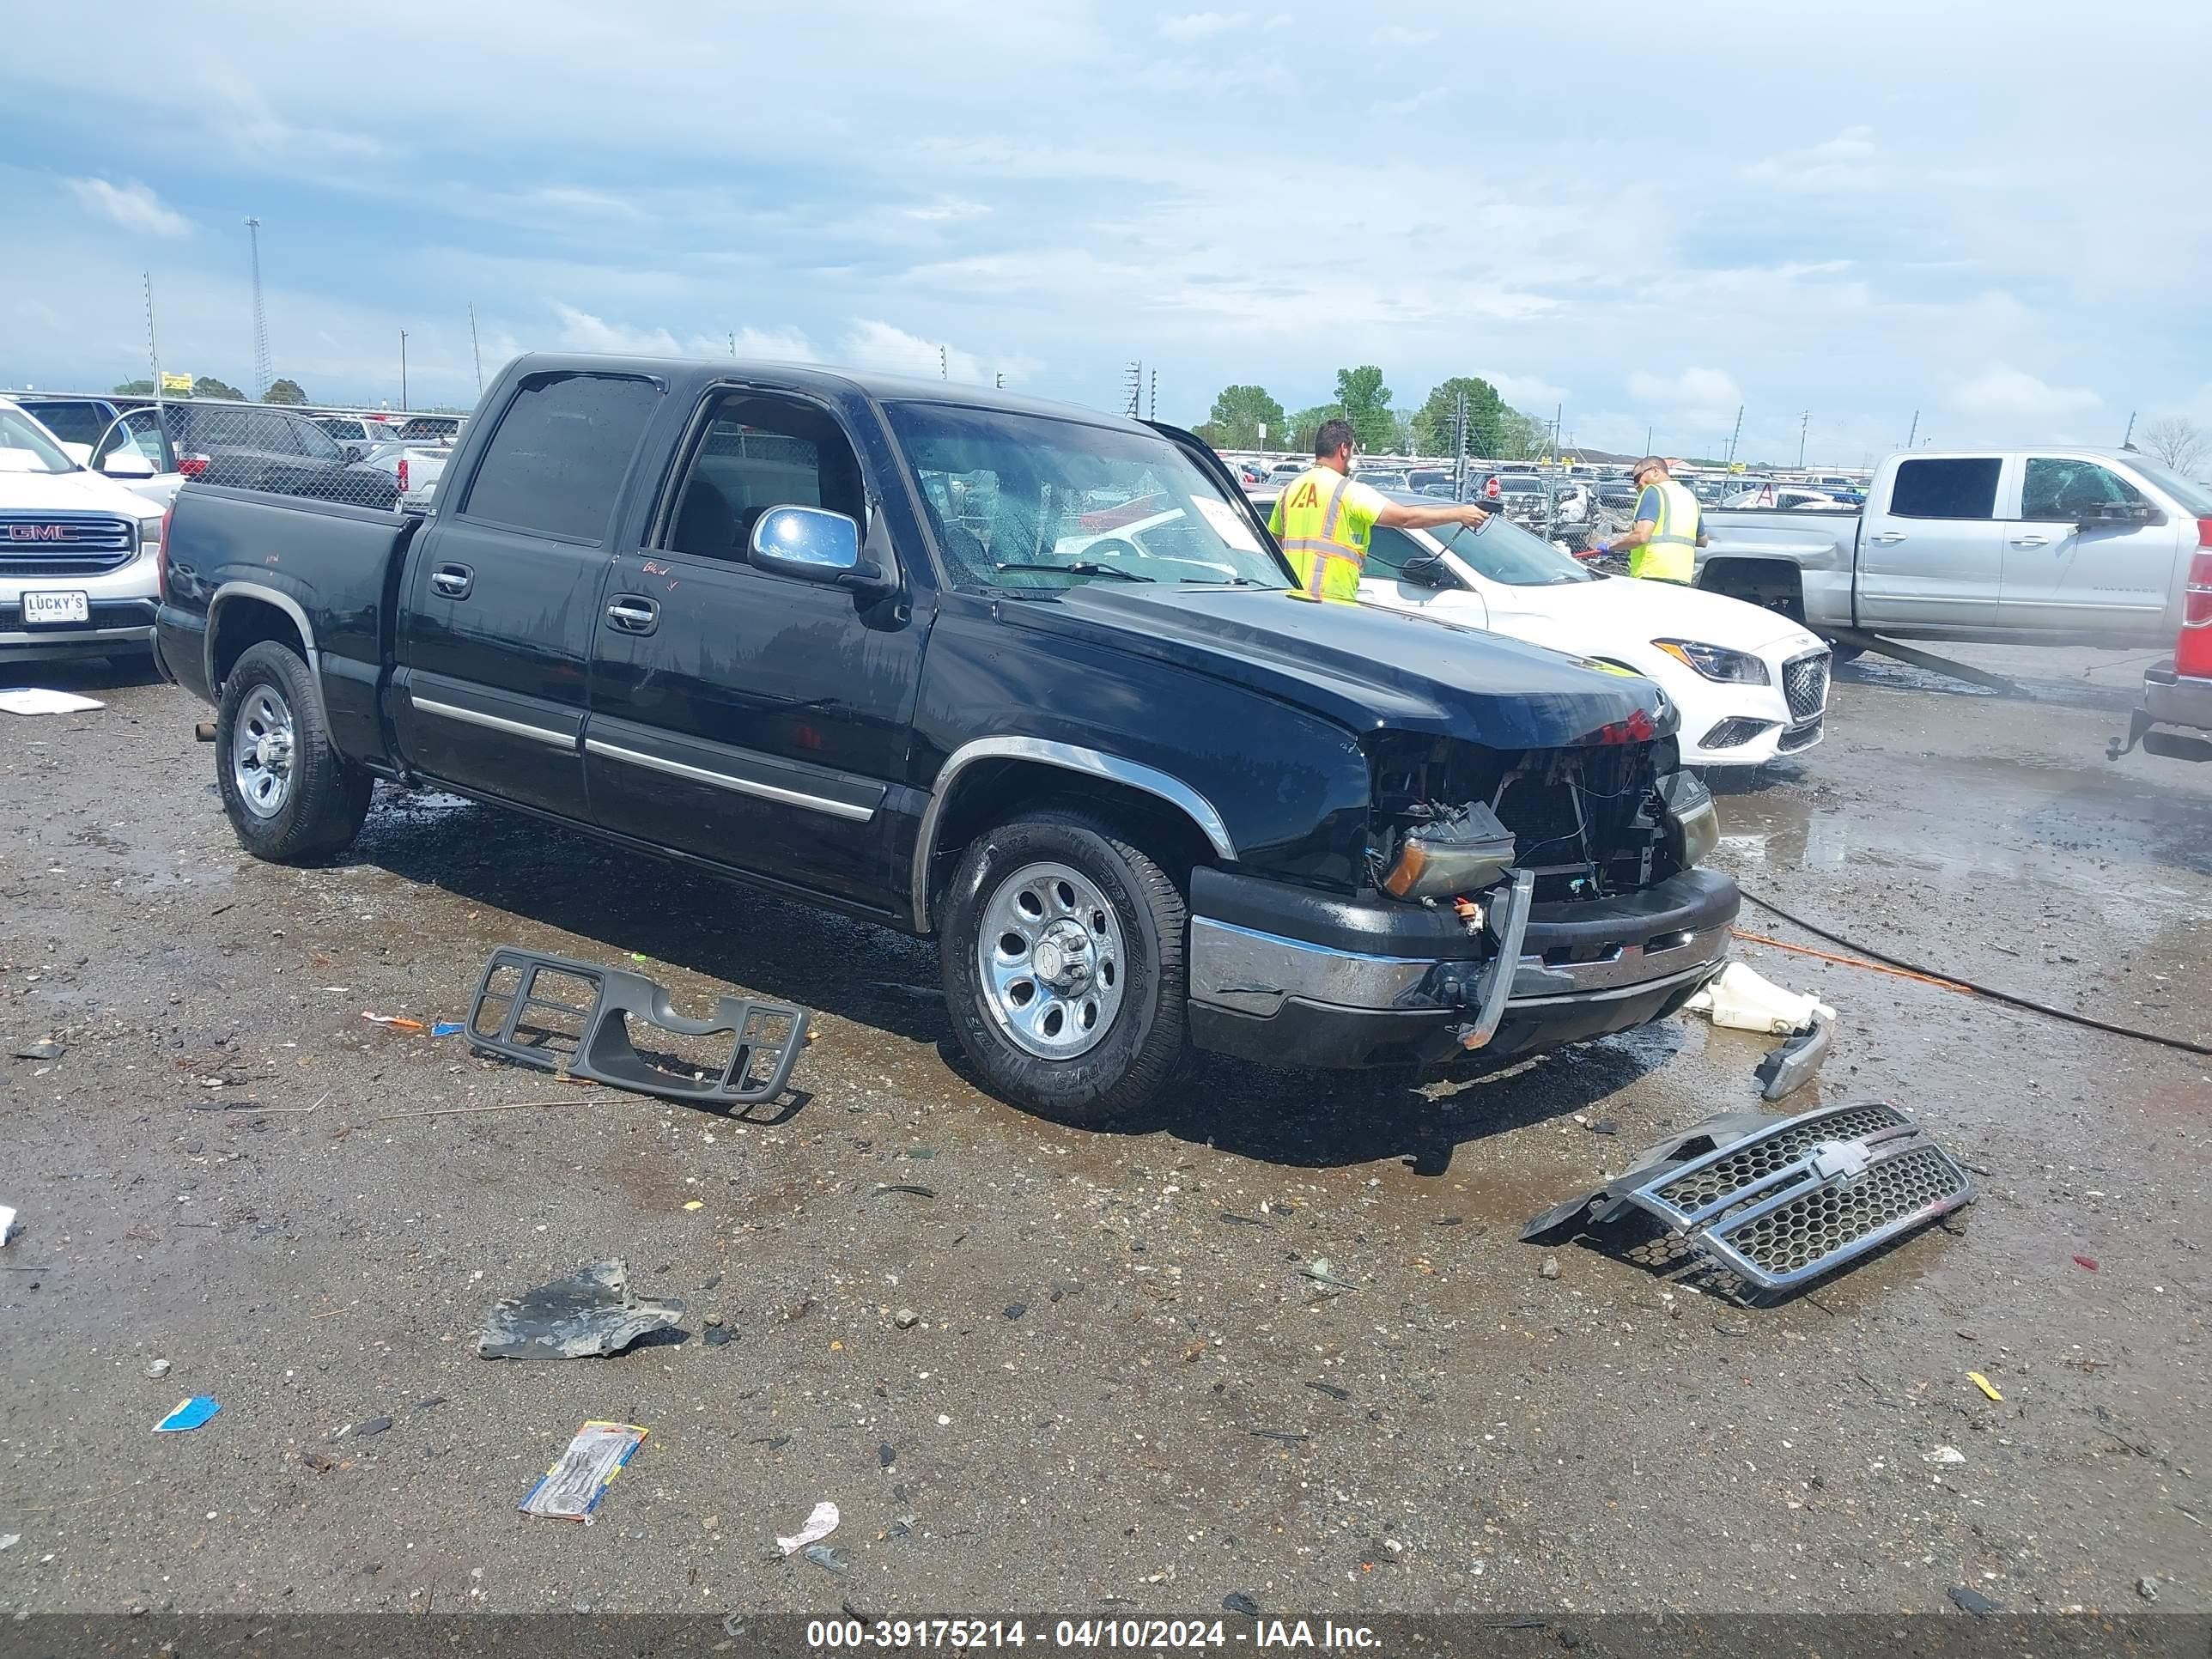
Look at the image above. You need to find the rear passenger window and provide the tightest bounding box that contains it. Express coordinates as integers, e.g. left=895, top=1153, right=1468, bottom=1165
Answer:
left=1887, top=458, right=2000, bottom=520
left=462, top=373, right=662, bottom=541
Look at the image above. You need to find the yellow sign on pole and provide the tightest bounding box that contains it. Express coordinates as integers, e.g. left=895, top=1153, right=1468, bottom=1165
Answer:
left=161, top=372, right=193, bottom=393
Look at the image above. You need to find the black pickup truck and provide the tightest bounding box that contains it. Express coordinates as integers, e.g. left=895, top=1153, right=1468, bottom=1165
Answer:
left=154, top=354, right=1736, bottom=1121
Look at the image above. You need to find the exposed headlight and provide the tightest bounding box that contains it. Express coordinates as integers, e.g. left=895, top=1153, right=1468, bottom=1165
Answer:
left=1652, top=639, right=1771, bottom=684
left=1659, top=771, right=1720, bottom=869
left=1382, top=802, right=1518, bottom=902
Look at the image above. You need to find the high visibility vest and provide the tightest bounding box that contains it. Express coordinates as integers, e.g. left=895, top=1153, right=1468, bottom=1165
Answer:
left=1271, top=467, right=1368, bottom=603
left=1629, top=478, right=1699, bottom=583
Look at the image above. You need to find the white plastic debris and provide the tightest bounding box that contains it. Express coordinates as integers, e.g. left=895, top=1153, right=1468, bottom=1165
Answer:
left=0, top=689, right=103, bottom=716
left=775, top=1499, right=839, bottom=1556
left=1923, top=1445, right=1966, bottom=1465
left=1685, top=963, right=1837, bottom=1036
left=0, top=1204, right=15, bottom=1246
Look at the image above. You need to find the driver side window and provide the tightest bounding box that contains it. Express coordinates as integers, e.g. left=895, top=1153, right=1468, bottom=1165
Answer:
left=2021, top=458, right=2142, bottom=522
left=664, top=392, right=866, bottom=564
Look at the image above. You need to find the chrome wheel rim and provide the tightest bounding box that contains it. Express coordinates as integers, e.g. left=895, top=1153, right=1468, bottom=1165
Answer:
left=230, top=683, right=296, bottom=819
left=976, top=860, right=1128, bottom=1060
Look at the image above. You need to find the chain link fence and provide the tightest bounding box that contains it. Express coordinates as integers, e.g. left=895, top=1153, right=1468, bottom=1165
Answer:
left=70, top=398, right=463, bottom=514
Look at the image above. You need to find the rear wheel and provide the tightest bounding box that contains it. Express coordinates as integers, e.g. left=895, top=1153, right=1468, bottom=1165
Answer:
left=215, top=640, right=373, bottom=863
left=940, top=810, right=1188, bottom=1124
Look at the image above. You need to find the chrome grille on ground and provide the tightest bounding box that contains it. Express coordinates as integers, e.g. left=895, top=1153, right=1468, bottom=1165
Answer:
left=1652, top=1102, right=1911, bottom=1218
left=1710, top=1143, right=1969, bottom=1282
left=0, top=514, right=137, bottom=576
left=1783, top=650, right=1831, bottom=722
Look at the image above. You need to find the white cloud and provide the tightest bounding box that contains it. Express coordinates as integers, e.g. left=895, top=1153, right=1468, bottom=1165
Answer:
left=901, top=198, right=991, bottom=223
left=551, top=305, right=817, bottom=363
left=1489, top=372, right=1568, bottom=410
left=1158, top=10, right=1244, bottom=39
left=65, top=177, right=188, bottom=236
left=1627, top=368, right=1744, bottom=427
left=1744, top=125, right=1881, bottom=191
left=836, top=319, right=986, bottom=383
left=1947, top=366, right=2100, bottom=423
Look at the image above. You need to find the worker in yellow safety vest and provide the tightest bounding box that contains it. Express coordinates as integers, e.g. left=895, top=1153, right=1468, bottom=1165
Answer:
left=1594, top=455, right=1705, bottom=583
left=1268, top=419, right=1492, bottom=602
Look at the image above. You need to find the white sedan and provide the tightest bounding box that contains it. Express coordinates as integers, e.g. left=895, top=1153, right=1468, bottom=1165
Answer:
left=1353, top=510, right=1832, bottom=767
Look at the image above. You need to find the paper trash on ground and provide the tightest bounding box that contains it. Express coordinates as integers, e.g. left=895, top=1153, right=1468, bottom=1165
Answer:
left=777, top=1500, right=840, bottom=1555
left=153, top=1396, right=221, bottom=1433
left=0, top=689, right=104, bottom=716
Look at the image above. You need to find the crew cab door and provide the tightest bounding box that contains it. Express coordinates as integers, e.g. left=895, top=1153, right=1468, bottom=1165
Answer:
left=389, top=368, right=663, bottom=817
left=1355, top=526, right=1491, bottom=626
left=1996, top=455, right=2185, bottom=643
left=1855, top=455, right=2003, bottom=629
left=582, top=387, right=924, bottom=909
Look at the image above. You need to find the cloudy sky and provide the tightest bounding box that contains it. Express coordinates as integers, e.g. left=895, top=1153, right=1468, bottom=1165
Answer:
left=4, top=0, right=2208, bottom=464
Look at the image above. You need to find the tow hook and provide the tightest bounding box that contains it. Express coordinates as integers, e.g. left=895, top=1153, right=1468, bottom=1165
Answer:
left=1455, top=869, right=1534, bottom=1052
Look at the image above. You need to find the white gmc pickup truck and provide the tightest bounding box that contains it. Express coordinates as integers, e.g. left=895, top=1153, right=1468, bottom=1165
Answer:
left=1693, top=447, right=2212, bottom=654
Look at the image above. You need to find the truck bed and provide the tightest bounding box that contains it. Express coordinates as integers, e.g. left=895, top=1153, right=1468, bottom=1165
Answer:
left=155, top=483, right=422, bottom=762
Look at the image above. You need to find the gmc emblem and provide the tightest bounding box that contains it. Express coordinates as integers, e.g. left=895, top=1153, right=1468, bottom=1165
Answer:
left=7, top=524, right=68, bottom=542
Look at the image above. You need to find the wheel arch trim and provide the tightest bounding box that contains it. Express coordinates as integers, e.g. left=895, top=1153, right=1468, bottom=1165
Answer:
left=206, top=581, right=319, bottom=691
left=910, top=737, right=1236, bottom=932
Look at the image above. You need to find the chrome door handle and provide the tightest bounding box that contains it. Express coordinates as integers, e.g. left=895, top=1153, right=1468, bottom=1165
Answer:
left=605, top=597, right=659, bottom=634
left=429, top=563, right=473, bottom=599
left=1868, top=532, right=1906, bottom=544
left=2010, top=533, right=2050, bottom=547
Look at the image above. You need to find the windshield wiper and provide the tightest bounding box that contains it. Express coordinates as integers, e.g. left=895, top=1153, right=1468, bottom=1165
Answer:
left=993, top=561, right=1155, bottom=582
left=1176, top=576, right=1266, bottom=586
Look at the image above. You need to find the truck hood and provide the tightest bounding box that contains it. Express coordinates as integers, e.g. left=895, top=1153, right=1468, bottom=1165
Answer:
left=1003, top=584, right=1657, bottom=749
left=1488, top=570, right=1822, bottom=657
left=0, top=468, right=157, bottom=517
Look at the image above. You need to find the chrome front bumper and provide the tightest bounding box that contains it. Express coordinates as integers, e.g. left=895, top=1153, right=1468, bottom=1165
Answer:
left=1183, top=866, right=1739, bottom=1071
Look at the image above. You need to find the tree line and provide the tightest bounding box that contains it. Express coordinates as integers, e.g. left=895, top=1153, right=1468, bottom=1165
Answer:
left=1191, top=369, right=1553, bottom=460
left=111, top=376, right=310, bottom=404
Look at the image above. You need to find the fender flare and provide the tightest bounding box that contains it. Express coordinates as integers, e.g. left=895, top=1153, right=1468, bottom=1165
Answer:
left=910, top=736, right=1236, bottom=932
left=205, top=580, right=319, bottom=691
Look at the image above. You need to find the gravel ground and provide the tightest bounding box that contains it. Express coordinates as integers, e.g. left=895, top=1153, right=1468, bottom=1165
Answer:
left=0, top=642, right=2204, bottom=1619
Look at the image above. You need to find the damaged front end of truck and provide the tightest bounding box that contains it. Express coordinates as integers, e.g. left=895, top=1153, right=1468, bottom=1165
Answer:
left=1186, top=699, right=1735, bottom=1072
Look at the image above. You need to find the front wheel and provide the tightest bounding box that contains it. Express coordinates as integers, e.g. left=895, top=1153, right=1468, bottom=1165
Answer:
left=939, top=810, right=1188, bottom=1125
left=215, top=640, right=373, bottom=863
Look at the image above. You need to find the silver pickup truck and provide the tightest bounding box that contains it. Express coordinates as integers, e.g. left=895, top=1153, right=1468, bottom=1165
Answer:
left=1693, top=447, right=2212, bottom=653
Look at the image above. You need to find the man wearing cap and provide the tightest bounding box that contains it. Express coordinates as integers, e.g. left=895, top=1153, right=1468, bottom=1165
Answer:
left=1595, top=455, right=1705, bottom=584
left=1269, top=418, right=1491, bottom=603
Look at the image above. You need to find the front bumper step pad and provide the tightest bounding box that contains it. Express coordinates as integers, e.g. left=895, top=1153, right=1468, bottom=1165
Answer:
left=466, top=946, right=807, bottom=1107
left=1522, top=1101, right=1974, bottom=1298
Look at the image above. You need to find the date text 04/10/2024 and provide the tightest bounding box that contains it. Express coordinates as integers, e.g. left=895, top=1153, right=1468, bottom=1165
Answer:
left=801, top=1621, right=1382, bottom=1650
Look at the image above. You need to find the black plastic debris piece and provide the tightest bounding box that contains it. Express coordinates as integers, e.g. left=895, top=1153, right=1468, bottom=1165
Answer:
left=477, top=1258, right=685, bottom=1360
left=803, top=1543, right=850, bottom=1576
left=1249, top=1428, right=1308, bottom=1443
left=14, top=1039, right=64, bottom=1061
left=878, top=1443, right=896, bottom=1468
left=416, top=1396, right=447, bottom=1410
left=1218, top=1212, right=1268, bottom=1227
left=1222, top=1594, right=1260, bottom=1617
left=1304, top=1381, right=1350, bottom=1401
left=466, top=946, right=806, bottom=1106
left=703, top=1327, right=734, bottom=1347
left=353, top=1416, right=392, bottom=1437
left=872, top=1183, right=936, bottom=1200
left=1004, top=1302, right=1026, bottom=1320
left=1949, top=1586, right=2001, bottom=1617
left=1755, top=1017, right=1835, bottom=1102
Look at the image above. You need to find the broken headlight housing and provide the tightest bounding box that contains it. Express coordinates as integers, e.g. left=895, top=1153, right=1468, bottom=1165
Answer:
left=1381, top=801, right=1518, bottom=902
left=1653, top=639, right=1771, bottom=685
left=1658, top=770, right=1720, bottom=869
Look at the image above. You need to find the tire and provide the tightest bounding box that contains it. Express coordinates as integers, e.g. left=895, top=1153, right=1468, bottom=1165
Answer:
left=1828, top=643, right=1866, bottom=665
left=215, top=640, right=373, bottom=863
left=939, top=809, right=1188, bottom=1124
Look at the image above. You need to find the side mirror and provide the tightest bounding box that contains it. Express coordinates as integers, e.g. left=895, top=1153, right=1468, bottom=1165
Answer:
left=343, top=444, right=364, bottom=463
left=100, top=451, right=156, bottom=479
left=749, top=504, right=891, bottom=595
left=1401, top=553, right=1453, bottom=588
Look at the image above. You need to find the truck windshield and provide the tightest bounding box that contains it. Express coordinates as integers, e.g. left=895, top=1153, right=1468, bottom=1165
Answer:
left=2126, top=458, right=2212, bottom=517
left=885, top=402, right=1289, bottom=594
left=0, top=407, right=79, bottom=474
left=1431, top=518, right=1599, bottom=586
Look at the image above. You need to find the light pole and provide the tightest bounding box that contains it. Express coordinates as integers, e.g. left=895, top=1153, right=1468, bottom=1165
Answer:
left=399, top=330, right=410, bottom=410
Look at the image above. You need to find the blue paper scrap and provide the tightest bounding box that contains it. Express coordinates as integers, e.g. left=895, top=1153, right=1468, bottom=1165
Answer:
left=154, top=1395, right=221, bottom=1433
